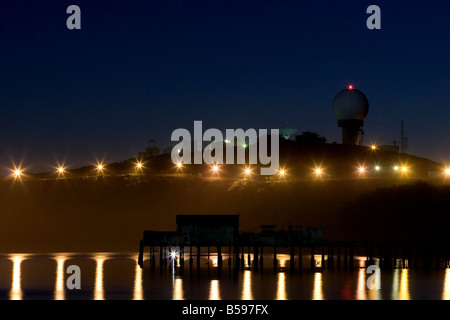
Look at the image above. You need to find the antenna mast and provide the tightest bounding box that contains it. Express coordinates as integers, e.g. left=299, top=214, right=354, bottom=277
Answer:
left=400, top=120, right=408, bottom=153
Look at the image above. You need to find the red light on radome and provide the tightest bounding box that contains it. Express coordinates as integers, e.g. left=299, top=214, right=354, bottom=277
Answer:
left=348, top=85, right=353, bottom=90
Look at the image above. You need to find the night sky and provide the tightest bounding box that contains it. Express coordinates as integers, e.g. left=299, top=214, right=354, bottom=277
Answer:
left=1, top=0, right=449, bottom=173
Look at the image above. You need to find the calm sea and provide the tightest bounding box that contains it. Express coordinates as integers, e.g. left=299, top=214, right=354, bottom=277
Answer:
left=0, top=253, right=449, bottom=300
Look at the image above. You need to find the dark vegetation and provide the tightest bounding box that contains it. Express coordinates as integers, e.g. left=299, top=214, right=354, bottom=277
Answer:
left=339, top=181, right=450, bottom=244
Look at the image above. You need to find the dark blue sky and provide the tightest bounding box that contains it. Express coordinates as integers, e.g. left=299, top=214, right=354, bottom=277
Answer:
left=1, top=0, right=449, bottom=173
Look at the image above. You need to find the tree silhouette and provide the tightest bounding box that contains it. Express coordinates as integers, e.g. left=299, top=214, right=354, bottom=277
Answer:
left=295, top=131, right=327, bottom=145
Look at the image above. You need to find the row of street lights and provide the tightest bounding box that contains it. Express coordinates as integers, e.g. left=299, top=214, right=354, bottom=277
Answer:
left=9, top=161, right=450, bottom=179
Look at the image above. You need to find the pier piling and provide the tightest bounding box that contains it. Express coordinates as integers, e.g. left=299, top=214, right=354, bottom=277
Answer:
left=138, top=240, right=144, bottom=268
left=196, top=246, right=201, bottom=268
left=290, top=245, right=295, bottom=272
left=344, top=246, right=348, bottom=269
left=273, top=246, right=277, bottom=269
left=259, top=247, right=264, bottom=268
left=321, top=246, right=325, bottom=268
left=298, top=246, right=302, bottom=271
left=217, top=246, right=222, bottom=269
left=336, top=246, right=341, bottom=269
left=349, top=245, right=354, bottom=270
left=254, top=246, right=259, bottom=270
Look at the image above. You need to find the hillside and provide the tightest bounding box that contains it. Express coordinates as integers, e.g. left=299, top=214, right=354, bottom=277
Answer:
left=0, top=142, right=447, bottom=253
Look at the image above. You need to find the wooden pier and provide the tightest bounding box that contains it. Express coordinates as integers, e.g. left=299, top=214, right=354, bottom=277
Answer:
left=137, top=215, right=450, bottom=271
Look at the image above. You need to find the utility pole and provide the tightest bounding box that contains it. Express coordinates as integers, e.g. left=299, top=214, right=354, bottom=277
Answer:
left=400, top=120, right=408, bottom=154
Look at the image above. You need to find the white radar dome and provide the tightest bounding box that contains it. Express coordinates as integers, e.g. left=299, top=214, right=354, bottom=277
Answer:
left=332, top=87, right=369, bottom=120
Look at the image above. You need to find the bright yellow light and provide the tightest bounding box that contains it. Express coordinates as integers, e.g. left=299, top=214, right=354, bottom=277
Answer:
left=212, top=164, right=219, bottom=172
left=359, top=167, right=365, bottom=174
left=315, top=168, right=322, bottom=175
left=371, top=145, right=377, bottom=150
left=374, top=166, right=381, bottom=171
left=393, top=166, right=399, bottom=171
left=177, top=162, right=183, bottom=168
left=13, top=169, right=22, bottom=177
left=97, top=164, right=104, bottom=171
left=244, top=168, right=251, bottom=175
left=11, top=255, right=23, bottom=300
left=57, top=167, right=65, bottom=174
left=133, top=263, right=143, bottom=300
left=279, top=169, right=285, bottom=175
left=136, top=162, right=143, bottom=169
left=94, top=256, right=105, bottom=300
left=445, top=168, right=450, bottom=175
left=402, top=166, right=407, bottom=172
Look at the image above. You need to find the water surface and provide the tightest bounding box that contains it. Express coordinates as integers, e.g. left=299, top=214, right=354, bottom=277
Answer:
left=0, top=253, right=449, bottom=300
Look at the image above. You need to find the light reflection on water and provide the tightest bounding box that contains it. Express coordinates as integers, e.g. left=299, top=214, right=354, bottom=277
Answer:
left=368, top=267, right=382, bottom=300
left=1, top=253, right=449, bottom=300
left=443, top=269, right=450, bottom=300
left=276, top=272, right=287, bottom=300
left=10, top=255, right=24, bottom=300
left=391, top=268, right=410, bottom=300
left=356, top=268, right=367, bottom=300
left=312, top=272, right=323, bottom=300
left=173, top=278, right=184, bottom=300
left=94, top=255, right=106, bottom=300
left=209, top=280, right=221, bottom=300
left=242, top=270, right=253, bottom=300
left=133, top=263, right=143, bottom=300
left=54, top=256, right=66, bottom=300
left=357, top=265, right=382, bottom=300
left=399, top=269, right=410, bottom=300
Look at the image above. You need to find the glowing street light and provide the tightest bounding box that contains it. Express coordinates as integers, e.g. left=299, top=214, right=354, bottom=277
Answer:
left=176, top=162, right=183, bottom=170
left=374, top=165, right=381, bottom=172
left=401, top=166, right=407, bottom=173
left=244, top=168, right=251, bottom=176
left=136, top=162, right=143, bottom=169
left=279, top=169, right=286, bottom=176
left=315, top=168, right=322, bottom=175
left=371, top=145, right=377, bottom=150
left=445, top=168, right=450, bottom=175
left=358, top=166, right=366, bottom=175
left=97, top=164, right=104, bottom=172
left=212, top=164, right=219, bottom=173
left=393, top=166, right=399, bottom=172
left=12, top=169, right=22, bottom=178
